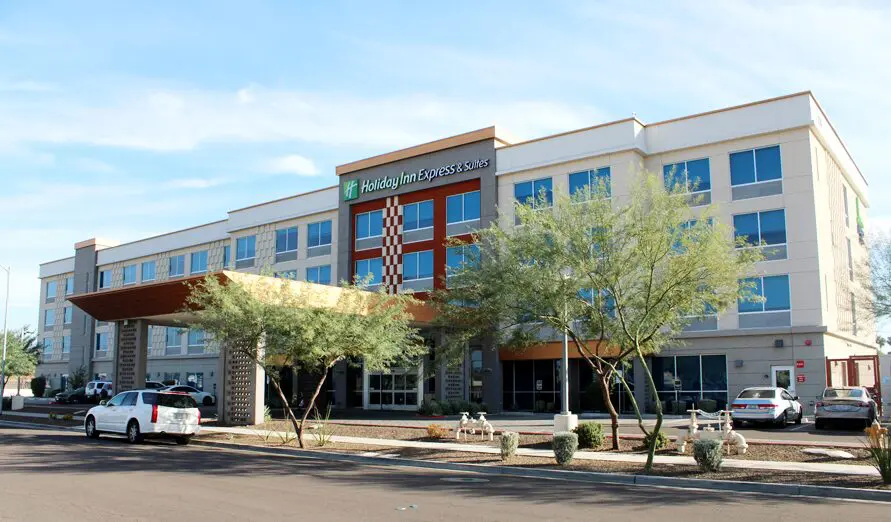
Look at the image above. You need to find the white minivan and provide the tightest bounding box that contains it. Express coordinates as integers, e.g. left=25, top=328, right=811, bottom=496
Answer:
left=85, top=390, right=201, bottom=444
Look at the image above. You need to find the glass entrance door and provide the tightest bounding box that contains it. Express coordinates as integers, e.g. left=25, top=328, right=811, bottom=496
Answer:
left=366, top=368, right=420, bottom=410
left=772, top=366, right=795, bottom=394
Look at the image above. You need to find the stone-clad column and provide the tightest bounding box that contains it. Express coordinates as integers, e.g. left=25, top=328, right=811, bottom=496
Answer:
left=114, top=319, right=148, bottom=393
left=217, top=343, right=266, bottom=425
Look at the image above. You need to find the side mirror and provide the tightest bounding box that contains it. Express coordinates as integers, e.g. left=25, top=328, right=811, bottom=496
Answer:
left=99, top=400, right=108, bottom=406
left=793, top=395, right=799, bottom=401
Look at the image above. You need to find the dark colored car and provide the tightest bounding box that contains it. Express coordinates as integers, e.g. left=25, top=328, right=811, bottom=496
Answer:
left=55, top=387, right=87, bottom=404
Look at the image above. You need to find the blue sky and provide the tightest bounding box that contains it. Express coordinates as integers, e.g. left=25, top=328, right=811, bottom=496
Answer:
left=2, top=0, right=890, bottom=331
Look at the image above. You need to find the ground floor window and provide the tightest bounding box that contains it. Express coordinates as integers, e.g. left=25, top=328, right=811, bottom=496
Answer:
left=651, top=354, right=728, bottom=411
left=576, top=361, right=635, bottom=414
left=187, top=372, right=204, bottom=391
left=502, top=360, right=562, bottom=412
left=163, top=372, right=181, bottom=386
left=367, top=370, right=419, bottom=408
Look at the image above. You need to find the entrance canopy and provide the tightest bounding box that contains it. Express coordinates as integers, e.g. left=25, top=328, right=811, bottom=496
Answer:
left=69, top=270, right=437, bottom=327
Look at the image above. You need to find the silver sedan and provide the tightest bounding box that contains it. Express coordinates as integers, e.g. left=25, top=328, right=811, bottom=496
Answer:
left=814, top=386, right=878, bottom=429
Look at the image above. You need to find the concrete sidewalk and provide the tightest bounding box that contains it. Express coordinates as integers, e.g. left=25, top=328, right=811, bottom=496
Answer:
left=203, top=426, right=879, bottom=477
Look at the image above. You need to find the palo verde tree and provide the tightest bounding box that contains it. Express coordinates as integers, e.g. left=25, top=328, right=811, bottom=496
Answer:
left=435, top=171, right=758, bottom=470
left=185, top=273, right=426, bottom=447
left=1, top=327, right=40, bottom=397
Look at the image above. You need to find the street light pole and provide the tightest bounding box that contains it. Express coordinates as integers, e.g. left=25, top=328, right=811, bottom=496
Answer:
left=561, top=302, right=570, bottom=415
left=553, top=272, right=577, bottom=433
left=0, top=265, right=10, bottom=416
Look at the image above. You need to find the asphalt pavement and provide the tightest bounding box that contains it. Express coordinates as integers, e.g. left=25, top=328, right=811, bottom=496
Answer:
left=0, top=425, right=886, bottom=521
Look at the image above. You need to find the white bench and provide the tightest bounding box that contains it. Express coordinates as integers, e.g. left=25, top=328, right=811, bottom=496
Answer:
left=456, top=412, right=494, bottom=441
left=677, top=409, right=748, bottom=455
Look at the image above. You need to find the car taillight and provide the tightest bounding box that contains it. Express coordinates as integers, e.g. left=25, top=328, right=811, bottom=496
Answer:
left=816, top=402, right=823, bottom=408
left=197, top=409, right=201, bottom=424
left=731, top=404, right=746, bottom=409
left=858, top=403, right=871, bottom=408
left=151, top=404, right=158, bottom=423
left=758, top=403, right=778, bottom=409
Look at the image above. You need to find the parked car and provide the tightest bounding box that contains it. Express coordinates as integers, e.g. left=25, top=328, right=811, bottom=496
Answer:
left=815, top=386, right=878, bottom=429
left=84, top=390, right=200, bottom=444
left=55, top=387, right=87, bottom=404
left=161, top=385, right=215, bottom=406
left=85, top=381, right=114, bottom=402
left=730, top=387, right=802, bottom=427
left=144, top=381, right=166, bottom=390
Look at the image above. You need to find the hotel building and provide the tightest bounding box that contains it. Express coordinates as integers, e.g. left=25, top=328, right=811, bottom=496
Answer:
left=36, top=92, right=878, bottom=416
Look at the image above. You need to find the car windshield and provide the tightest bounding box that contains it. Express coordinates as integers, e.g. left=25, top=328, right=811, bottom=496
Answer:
left=737, top=389, right=776, bottom=399
left=142, top=392, right=197, bottom=408
left=824, top=388, right=864, bottom=399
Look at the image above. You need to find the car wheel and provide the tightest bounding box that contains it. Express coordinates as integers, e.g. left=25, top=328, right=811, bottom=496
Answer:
left=775, top=412, right=788, bottom=428
left=203, top=396, right=213, bottom=406
left=126, top=420, right=143, bottom=444
left=85, top=416, right=100, bottom=439
left=795, top=409, right=803, bottom=425
left=175, top=436, right=192, bottom=446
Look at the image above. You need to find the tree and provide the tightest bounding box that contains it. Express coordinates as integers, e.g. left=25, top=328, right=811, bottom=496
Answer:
left=435, top=171, right=758, bottom=471
left=186, top=273, right=426, bottom=447
left=1, top=328, right=39, bottom=397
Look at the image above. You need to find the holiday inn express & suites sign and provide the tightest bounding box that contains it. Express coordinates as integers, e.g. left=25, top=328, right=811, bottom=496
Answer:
left=342, top=158, right=490, bottom=201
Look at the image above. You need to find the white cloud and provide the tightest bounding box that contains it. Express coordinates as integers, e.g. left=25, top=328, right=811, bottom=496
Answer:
left=72, top=157, right=118, bottom=173
left=265, top=154, right=319, bottom=176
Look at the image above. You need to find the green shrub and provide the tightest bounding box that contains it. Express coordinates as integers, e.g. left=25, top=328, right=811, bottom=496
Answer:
left=418, top=400, right=443, bottom=416
left=864, top=424, right=891, bottom=484
left=643, top=430, right=669, bottom=450
left=573, top=422, right=604, bottom=449
left=553, top=431, right=578, bottom=465
left=698, top=399, right=717, bottom=413
left=426, top=424, right=449, bottom=439
left=30, top=377, right=46, bottom=398
left=692, top=439, right=723, bottom=472
left=62, top=413, right=74, bottom=421
left=500, top=431, right=519, bottom=460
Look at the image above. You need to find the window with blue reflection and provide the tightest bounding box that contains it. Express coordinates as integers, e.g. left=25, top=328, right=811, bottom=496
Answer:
left=308, top=220, right=332, bottom=247
left=569, top=167, right=611, bottom=199
left=236, top=236, right=256, bottom=260
left=733, top=213, right=760, bottom=245
left=306, top=265, right=331, bottom=285
left=446, top=244, right=479, bottom=279
left=731, top=145, right=782, bottom=186
left=190, top=251, right=207, bottom=274
left=734, top=210, right=786, bottom=246
left=738, top=275, right=790, bottom=313
left=403, top=250, right=434, bottom=281
left=404, top=201, right=434, bottom=231
left=514, top=178, right=553, bottom=208
left=738, top=277, right=763, bottom=313
left=275, top=227, right=298, bottom=253
left=356, top=210, right=383, bottom=239
left=446, top=191, right=481, bottom=224
left=664, top=159, right=711, bottom=193
left=355, top=258, right=382, bottom=286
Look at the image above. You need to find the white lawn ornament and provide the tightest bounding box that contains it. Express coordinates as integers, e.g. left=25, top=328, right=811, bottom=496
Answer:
left=677, top=409, right=747, bottom=455
left=456, top=412, right=495, bottom=441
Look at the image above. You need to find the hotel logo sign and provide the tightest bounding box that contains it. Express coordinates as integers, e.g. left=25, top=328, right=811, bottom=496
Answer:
left=342, top=158, right=490, bottom=201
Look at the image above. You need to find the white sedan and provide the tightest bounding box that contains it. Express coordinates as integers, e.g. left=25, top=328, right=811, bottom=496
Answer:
left=162, top=385, right=216, bottom=406
left=730, top=387, right=803, bottom=428
left=84, top=390, right=200, bottom=444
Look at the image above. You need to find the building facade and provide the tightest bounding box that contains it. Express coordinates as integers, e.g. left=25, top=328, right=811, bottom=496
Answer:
left=36, top=91, right=877, bottom=414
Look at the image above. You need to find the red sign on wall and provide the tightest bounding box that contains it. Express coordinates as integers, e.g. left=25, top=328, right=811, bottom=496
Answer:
left=796, top=360, right=805, bottom=369
left=796, top=374, right=806, bottom=383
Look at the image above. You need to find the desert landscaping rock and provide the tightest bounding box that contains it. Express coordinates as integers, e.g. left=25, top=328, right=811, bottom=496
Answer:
left=801, top=448, right=857, bottom=459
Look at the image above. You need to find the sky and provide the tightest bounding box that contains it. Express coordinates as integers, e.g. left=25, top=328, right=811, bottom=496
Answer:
left=1, top=0, right=890, bottom=332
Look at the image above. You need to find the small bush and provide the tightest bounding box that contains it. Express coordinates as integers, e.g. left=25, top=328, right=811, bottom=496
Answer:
left=864, top=424, right=891, bottom=484
left=692, top=439, right=724, bottom=472
left=500, top=431, right=519, bottom=460
left=573, top=422, right=604, bottom=449
left=698, top=399, right=717, bottom=413
left=426, top=424, right=450, bottom=439
left=553, top=431, right=578, bottom=465
left=418, top=400, right=443, bottom=416
left=30, top=377, right=46, bottom=398
left=643, top=430, right=669, bottom=450
left=62, top=413, right=74, bottom=421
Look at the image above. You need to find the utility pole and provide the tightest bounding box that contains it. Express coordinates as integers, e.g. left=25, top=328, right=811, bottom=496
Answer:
left=0, top=265, right=10, bottom=415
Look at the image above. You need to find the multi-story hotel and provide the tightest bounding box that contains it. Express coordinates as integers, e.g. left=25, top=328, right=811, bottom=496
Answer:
left=36, top=92, right=878, bottom=416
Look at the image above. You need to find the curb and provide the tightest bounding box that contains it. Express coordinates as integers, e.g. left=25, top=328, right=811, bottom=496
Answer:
left=190, top=438, right=891, bottom=503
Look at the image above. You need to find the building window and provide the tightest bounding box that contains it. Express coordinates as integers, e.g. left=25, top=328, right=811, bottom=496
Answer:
left=306, top=265, right=331, bottom=285
left=62, top=335, right=71, bottom=353
left=65, top=276, right=74, bottom=296
left=738, top=275, right=791, bottom=313
left=187, top=329, right=206, bottom=354
left=45, top=281, right=57, bottom=301
left=663, top=159, right=710, bottom=194
left=851, top=292, right=858, bottom=335
left=169, top=255, right=185, bottom=277
left=652, top=355, right=728, bottom=410
left=730, top=145, right=782, bottom=186
left=403, top=250, right=434, bottom=282
left=98, top=269, right=112, bottom=289
left=579, top=288, right=617, bottom=318
left=275, top=270, right=298, bottom=280
left=63, top=306, right=72, bottom=325
left=355, top=210, right=383, bottom=240
left=190, top=250, right=208, bottom=274
left=45, top=309, right=56, bottom=327
left=355, top=257, right=382, bottom=286
left=847, top=238, right=854, bottom=281
left=569, top=167, right=611, bottom=199
left=403, top=201, right=434, bottom=231
left=308, top=220, right=332, bottom=248
left=446, top=244, right=480, bottom=281
left=447, top=191, right=481, bottom=224
left=236, top=235, right=256, bottom=261
left=733, top=209, right=786, bottom=259
left=166, top=328, right=182, bottom=355
left=514, top=177, right=553, bottom=209
left=275, top=226, right=298, bottom=253
left=122, top=264, right=137, bottom=285
left=186, top=372, right=204, bottom=391
left=141, top=261, right=156, bottom=282
left=843, top=185, right=849, bottom=227
left=43, top=337, right=53, bottom=355
left=95, top=332, right=109, bottom=352
left=222, top=245, right=231, bottom=269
